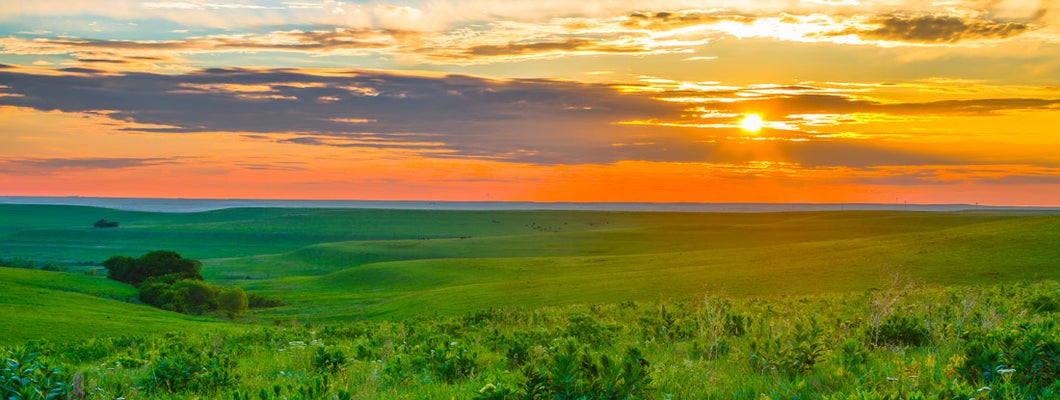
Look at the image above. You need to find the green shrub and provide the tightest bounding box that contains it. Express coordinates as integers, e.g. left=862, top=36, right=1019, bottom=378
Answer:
left=312, top=346, right=347, bottom=374
left=138, top=343, right=234, bottom=395
left=139, top=279, right=219, bottom=314
left=412, top=339, right=478, bottom=383
left=521, top=341, right=652, bottom=400
left=958, top=322, right=1060, bottom=395
left=0, top=347, right=69, bottom=400
left=247, top=292, right=283, bottom=309
left=565, top=314, right=615, bottom=347
left=749, top=320, right=827, bottom=376
left=218, top=287, right=249, bottom=319
left=1026, top=294, right=1060, bottom=313
left=873, top=314, right=932, bottom=347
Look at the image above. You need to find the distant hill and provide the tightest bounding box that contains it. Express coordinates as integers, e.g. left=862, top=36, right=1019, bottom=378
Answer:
left=3, top=195, right=1058, bottom=213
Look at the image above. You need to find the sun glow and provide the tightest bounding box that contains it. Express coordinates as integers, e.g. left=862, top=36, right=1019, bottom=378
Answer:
left=740, top=114, right=764, bottom=133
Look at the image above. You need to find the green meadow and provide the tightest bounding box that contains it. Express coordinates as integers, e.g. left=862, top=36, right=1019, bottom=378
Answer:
left=2, top=205, right=1059, bottom=399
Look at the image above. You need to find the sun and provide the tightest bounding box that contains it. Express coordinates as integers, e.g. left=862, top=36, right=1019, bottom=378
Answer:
left=740, top=114, right=764, bottom=133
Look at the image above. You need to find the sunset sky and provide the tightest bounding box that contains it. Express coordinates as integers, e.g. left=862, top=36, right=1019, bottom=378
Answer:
left=1, top=0, right=1058, bottom=205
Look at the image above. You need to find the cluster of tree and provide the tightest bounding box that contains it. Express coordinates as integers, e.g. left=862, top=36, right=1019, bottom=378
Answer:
left=103, top=250, right=254, bottom=319
left=93, top=219, right=119, bottom=228
left=0, top=257, right=65, bottom=272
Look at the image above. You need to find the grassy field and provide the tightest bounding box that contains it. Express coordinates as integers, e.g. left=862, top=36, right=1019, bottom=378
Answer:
left=0, top=267, right=234, bottom=345
left=3, top=205, right=1059, bottom=323
left=2, top=205, right=1059, bottom=399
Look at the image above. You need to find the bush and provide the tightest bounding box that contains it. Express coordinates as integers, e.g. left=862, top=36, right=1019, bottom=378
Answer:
left=412, top=339, right=479, bottom=384
left=218, top=287, right=249, bottom=319
left=247, top=292, right=282, bottom=309
left=0, top=347, right=69, bottom=400
left=312, top=346, right=347, bottom=374
left=139, top=343, right=234, bottom=395
left=139, top=279, right=218, bottom=314
left=508, top=341, right=652, bottom=399
left=172, top=280, right=219, bottom=314
left=958, top=322, right=1060, bottom=392
left=873, top=314, right=932, bottom=347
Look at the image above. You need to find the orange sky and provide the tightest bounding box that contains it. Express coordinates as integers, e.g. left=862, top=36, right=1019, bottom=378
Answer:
left=1, top=1, right=1058, bottom=205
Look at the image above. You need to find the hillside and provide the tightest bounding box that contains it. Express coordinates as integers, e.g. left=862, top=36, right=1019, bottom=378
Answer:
left=3, top=205, right=1059, bottom=323
left=0, top=267, right=233, bottom=345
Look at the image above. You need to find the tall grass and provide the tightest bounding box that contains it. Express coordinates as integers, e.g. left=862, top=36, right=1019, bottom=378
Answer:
left=6, top=280, right=1057, bottom=399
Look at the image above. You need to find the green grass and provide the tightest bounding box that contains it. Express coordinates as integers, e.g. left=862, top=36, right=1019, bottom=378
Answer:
left=230, top=211, right=1060, bottom=320
left=0, top=267, right=234, bottom=345
left=2, top=205, right=1059, bottom=398
left=5, top=280, right=1059, bottom=399
left=4, top=206, right=1059, bottom=323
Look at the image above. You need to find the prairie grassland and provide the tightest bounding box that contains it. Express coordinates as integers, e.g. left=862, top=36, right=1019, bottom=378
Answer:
left=3, top=280, right=1057, bottom=399
left=2, top=206, right=1058, bottom=398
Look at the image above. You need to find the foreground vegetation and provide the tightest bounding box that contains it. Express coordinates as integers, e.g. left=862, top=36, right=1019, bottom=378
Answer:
left=3, top=206, right=1058, bottom=398
left=3, top=279, right=1058, bottom=399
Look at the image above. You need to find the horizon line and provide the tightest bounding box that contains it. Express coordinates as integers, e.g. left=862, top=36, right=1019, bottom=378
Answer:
left=3, top=195, right=1059, bottom=213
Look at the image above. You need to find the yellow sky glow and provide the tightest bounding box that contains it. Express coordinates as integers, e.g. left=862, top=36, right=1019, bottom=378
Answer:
left=0, top=0, right=1058, bottom=205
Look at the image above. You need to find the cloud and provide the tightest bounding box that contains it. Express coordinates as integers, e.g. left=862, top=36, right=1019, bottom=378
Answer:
left=0, top=28, right=399, bottom=56
left=846, top=165, right=1060, bottom=186
left=621, top=11, right=753, bottom=31
left=825, top=14, right=1033, bottom=43
left=2, top=3, right=1054, bottom=72
left=0, top=67, right=1055, bottom=167
left=1, top=156, right=183, bottom=170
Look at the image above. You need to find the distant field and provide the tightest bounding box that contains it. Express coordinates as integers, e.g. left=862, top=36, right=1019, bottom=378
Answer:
left=2, top=205, right=1059, bottom=325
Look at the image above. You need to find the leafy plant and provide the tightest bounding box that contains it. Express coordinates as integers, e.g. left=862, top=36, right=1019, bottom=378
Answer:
left=873, top=314, right=932, bottom=347
left=0, top=348, right=68, bottom=400
left=138, top=342, right=234, bottom=395
left=312, top=346, right=347, bottom=374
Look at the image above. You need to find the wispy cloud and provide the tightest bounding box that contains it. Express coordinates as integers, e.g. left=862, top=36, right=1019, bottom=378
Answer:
left=3, top=2, right=1051, bottom=72
left=0, top=156, right=184, bottom=172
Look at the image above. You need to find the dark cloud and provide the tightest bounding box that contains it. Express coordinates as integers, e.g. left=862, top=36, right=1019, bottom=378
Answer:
left=464, top=38, right=647, bottom=57
left=0, top=68, right=677, bottom=164
left=710, top=93, right=1060, bottom=117
left=845, top=168, right=1060, bottom=186
left=0, top=68, right=1055, bottom=167
left=622, top=11, right=753, bottom=31
left=826, top=14, right=1031, bottom=43
left=2, top=157, right=182, bottom=170
left=5, top=29, right=398, bottom=53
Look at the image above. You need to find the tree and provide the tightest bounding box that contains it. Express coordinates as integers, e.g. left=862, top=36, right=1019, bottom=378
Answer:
left=103, top=255, right=138, bottom=284
left=172, top=280, right=218, bottom=314
left=93, top=219, right=119, bottom=228
left=217, top=287, right=249, bottom=320
left=139, top=280, right=179, bottom=311
left=103, top=251, right=203, bottom=286
left=137, top=250, right=202, bottom=282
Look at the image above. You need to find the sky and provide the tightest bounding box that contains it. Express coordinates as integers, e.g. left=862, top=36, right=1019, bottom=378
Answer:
left=1, top=0, right=1058, bottom=205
